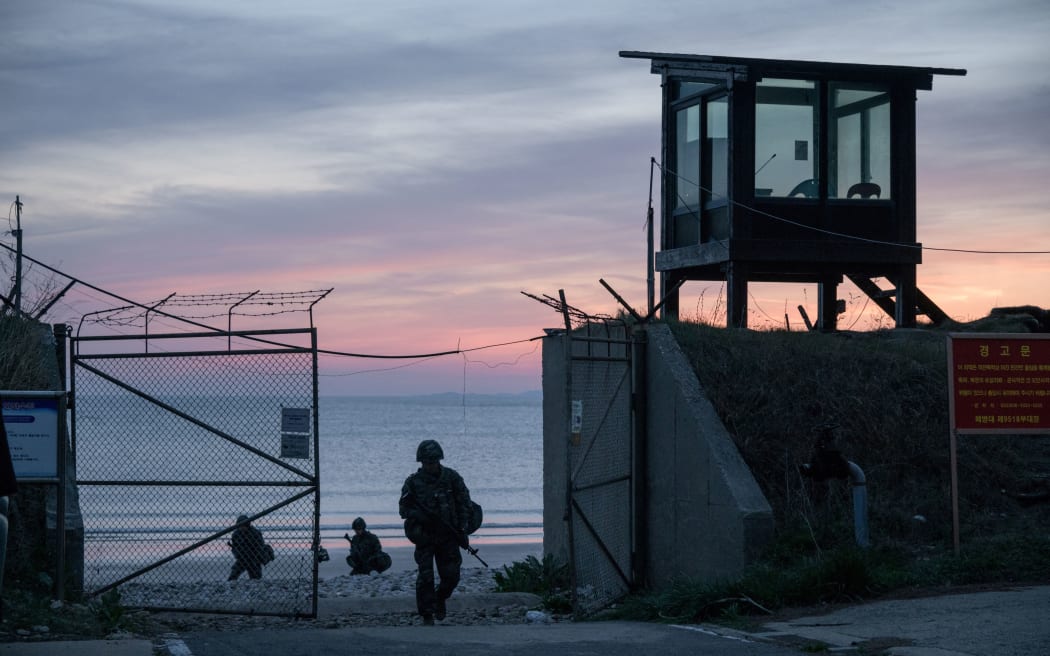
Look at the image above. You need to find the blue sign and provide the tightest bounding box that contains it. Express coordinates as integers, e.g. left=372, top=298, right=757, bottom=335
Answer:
left=1, top=392, right=62, bottom=480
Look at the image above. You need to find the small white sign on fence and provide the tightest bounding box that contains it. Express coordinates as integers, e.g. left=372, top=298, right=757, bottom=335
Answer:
left=281, top=407, right=311, bottom=433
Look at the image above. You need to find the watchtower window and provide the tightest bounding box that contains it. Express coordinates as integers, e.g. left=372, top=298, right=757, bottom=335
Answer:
left=675, top=81, right=717, bottom=100
left=705, top=96, right=728, bottom=201
left=830, top=84, right=891, bottom=199
left=674, top=104, right=700, bottom=210
left=755, top=78, right=818, bottom=198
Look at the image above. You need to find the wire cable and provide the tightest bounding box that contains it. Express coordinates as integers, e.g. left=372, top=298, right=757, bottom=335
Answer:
left=315, top=335, right=544, bottom=360
left=1, top=241, right=553, bottom=361
left=656, top=160, right=1050, bottom=255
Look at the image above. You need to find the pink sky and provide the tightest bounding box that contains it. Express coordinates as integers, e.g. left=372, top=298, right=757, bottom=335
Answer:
left=2, top=1, right=1047, bottom=394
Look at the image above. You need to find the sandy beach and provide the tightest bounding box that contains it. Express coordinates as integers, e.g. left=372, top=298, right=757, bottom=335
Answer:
left=84, top=539, right=544, bottom=590
left=109, top=540, right=545, bottom=615
left=317, top=540, right=543, bottom=579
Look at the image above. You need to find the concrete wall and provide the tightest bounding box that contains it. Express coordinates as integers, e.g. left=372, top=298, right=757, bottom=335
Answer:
left=644, top=323, right=772, bottom=588
left=541, top=332, right=570, bottom=567
left=542, top=323, right=773, bottom=590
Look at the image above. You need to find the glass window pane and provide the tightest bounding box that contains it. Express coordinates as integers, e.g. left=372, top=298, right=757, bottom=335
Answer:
left=830, top=84, right=891, bottom=199
left=675, top=81, right=717, bottom=100
left=754, top=78, right=818, bottom=198
left=675, top=104, right=700, bottom=210
left=705, top=96, right=728, bottom=200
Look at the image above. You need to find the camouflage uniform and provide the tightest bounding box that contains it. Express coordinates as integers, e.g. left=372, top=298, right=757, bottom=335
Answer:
left=228, top=516, right=267, bottom=580
left=347, top=518, right=385, bottom=575
left=399, top=440, right=472, bottom=624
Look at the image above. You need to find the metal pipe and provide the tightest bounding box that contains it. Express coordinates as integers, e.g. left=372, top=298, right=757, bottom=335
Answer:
left=14, top=196, right=22, bottom=315
left=0, top=497, right=9, bottom=600
left=847, top=461, right=869, bottom=548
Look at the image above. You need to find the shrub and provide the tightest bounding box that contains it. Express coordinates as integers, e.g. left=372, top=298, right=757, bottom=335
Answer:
left=493, top=554, right=571, bottom=612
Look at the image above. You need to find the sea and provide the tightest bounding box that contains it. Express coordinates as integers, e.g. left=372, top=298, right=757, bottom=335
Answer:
left=314, top=393, right=543, bottom=548
left=75, top=392, right=544, bottom=577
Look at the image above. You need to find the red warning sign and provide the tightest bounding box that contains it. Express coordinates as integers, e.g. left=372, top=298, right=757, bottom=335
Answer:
left=947, top=334, right=1050, bottom=434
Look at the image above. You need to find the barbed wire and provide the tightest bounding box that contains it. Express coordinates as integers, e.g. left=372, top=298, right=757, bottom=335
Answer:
left=519, top=290, right=621, bottom=327
left=80, top=289, right=333, bottom=327
left=3, top=239, right=622, bottom=364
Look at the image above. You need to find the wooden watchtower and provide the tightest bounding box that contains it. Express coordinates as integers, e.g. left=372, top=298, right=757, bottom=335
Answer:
left=621, top=52, right=966, bottom=330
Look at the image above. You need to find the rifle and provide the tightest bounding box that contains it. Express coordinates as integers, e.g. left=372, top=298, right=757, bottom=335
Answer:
left=402, top=492, right=489, bottom=567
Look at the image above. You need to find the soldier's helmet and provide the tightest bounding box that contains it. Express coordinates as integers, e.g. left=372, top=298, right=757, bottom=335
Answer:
left=237, top=514, right=249, bottom=524
left=351, top=517, right=366, bottom=531
left=416, top=439, right=444, bottom=462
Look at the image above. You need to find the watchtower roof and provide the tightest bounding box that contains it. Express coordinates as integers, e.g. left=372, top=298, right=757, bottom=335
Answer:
left=620, top=51, right=966, bottom=89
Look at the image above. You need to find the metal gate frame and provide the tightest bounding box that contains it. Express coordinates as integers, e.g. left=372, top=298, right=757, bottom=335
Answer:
left=70, top=327, right=321, bottom=618
left=560, top=314, right=639, bottom=617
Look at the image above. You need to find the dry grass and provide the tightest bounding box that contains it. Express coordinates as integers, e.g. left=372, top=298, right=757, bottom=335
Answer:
left=667, top=320, right=1050, bottom=548
left=608, top=318, right=1049, bottom=621
left=0, top=315, right=58, bottom=390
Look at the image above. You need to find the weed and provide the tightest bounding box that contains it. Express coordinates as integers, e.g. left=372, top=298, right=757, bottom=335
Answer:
left=493, top=554, right=571, bottom=612
left=95, top=588, right=125, bottom=633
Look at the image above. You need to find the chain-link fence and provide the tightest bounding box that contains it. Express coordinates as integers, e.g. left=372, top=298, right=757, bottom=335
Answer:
left=71, top=329, right=320, bottom=617
left=565, top=322, right=634, bottom=616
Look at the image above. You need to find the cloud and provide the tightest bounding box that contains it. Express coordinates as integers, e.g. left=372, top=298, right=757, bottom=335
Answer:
left=3, top=0, right=1049, bottom=394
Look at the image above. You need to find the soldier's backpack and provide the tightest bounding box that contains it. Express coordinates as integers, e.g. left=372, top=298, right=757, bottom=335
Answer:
left=372, top=551, right=392, bottom=573
left=465, top=500, right=483, bottom=535
left=403, top=500, right=483, bottom=544
left=403, top=516, right=427, bottom=545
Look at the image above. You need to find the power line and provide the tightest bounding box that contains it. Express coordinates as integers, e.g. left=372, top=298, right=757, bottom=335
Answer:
left=315, top=335, right=544, bottom=360
left=463, top=341, right=540, bottom=368
left=1, top=241, right=551, bottom=362
left=655, top=160, right=1050, bottom=255
left=319, top=354, right=445, bottom=377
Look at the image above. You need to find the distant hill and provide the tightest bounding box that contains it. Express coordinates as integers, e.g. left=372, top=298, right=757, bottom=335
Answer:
left=328, top=390, right=542, bottom=406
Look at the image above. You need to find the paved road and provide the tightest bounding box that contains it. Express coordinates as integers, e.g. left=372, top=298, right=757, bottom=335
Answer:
left=5, top=585, right=1049, bottom=655
left=754, top=584, right=1050, bottom=656
left=167, top=585, right=1046, bottom=656
left=174, top=621, right=800, bottom=656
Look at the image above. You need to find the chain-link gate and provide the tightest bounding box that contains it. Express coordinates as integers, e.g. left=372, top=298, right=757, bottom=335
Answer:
left=70, top=328, right=321, bottom=617
left=563, top=321, right=635, bottom=616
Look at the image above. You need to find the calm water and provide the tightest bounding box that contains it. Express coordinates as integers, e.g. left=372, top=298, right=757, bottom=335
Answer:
left=317, top=395, right=543, bottom=546
left=77, top=394, right=543, bottom=553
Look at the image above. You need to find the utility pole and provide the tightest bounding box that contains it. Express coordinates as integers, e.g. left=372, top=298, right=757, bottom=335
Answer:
left=14, top=195, right=23, bottom=314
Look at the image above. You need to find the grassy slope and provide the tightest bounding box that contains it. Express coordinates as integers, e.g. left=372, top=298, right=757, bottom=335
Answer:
left=613, top=319, right=1050, bottom=622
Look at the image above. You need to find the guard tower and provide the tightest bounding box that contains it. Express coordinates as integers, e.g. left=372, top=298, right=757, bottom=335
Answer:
left=621, top=52, right=966, bottom=329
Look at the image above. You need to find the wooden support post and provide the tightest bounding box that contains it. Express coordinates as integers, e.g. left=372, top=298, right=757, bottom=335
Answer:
left=895, top=265, right=918, bottom=328
left=726, top=262, right=749, bottom=328
left=659, top=273, right=680, bottom=321
left=817, top=280, right=838, bottom=332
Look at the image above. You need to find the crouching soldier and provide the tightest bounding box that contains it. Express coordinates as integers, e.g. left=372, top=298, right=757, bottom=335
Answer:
left=345, top=517, right=391, bottom=575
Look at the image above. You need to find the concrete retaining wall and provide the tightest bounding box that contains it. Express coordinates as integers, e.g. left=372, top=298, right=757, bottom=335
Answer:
left=643, top=323, right=772, bottom=587
left=541, top=332, right=570, bottom=568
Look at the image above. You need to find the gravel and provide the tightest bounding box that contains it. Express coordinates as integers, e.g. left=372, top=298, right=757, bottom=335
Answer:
left=121, top=567, right=560, bottom=633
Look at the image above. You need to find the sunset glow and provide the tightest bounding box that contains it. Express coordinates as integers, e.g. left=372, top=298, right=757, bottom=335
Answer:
left=2, top=1, right=1047, bottom=394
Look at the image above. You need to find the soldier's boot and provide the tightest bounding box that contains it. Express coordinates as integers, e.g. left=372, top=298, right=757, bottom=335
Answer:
left=422, top=614, right=435, bottom=626
left=435, top=597, right=446, bottom=621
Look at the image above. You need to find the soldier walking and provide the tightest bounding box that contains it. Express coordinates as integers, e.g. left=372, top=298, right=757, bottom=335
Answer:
left=228, top=514, right=269, bottom=580
left=399, top=439, right=473, bottom=625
